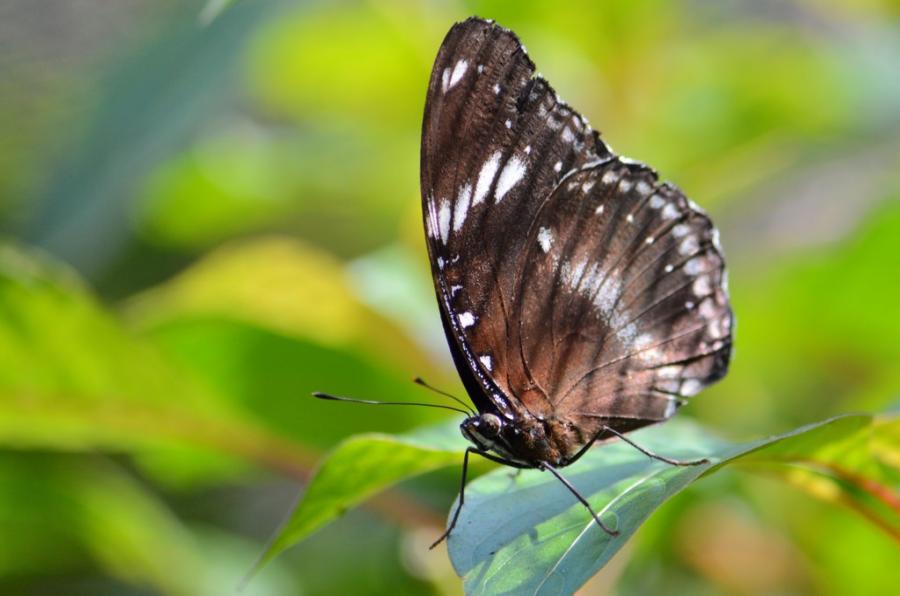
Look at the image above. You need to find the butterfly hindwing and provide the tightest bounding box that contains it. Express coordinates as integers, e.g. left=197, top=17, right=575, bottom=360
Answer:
left=512, top=162, right=732, bottom=435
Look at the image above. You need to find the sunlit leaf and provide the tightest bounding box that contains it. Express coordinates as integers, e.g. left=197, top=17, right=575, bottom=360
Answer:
left=749, top=416, right=900, bottom=540
left=136, top=130, right=295, bottom=249
left=256, top=411, right=894, bottom=591
left=0, top=243, right=314, bottom=474
left=247, top=5, right=427, bottom=127
left=449, top=415, right=874, bottom=595
left=125, top=236, right=437, bottom=376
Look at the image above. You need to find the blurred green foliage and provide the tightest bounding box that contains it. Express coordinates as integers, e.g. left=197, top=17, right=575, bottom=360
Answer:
left=0, top=0, right=898, bottom=594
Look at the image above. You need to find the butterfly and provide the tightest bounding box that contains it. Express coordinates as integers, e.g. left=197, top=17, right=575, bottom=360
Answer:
left=317, top=16, right=732, bottom=547
left=419, top=17, right=733, bottom=545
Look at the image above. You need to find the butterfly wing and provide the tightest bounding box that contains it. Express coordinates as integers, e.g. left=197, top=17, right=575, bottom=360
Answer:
left=511, top=162, right=732, bottom=438
left=421, top=18, right=610, bottom=418
left=421, top=18, right=732, bottom=433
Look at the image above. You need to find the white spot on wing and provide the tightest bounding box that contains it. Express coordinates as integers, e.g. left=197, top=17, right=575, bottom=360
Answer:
left=593, top=276, right=621, bottom=313
left=635, top=333, right=655, bottom=349
left=440, top=68, right=450, bottom=92
left=458, top=311, right=476, bottom=328
left=453, top=182, right=473, bottom=232
left=626, top=213, right=635, bottom=223
left=636, top=180, right=652, bottom=195
left=662, top=203, right=678, bottom=220
left=437, top=200, right=451, bottom=244
left=558, top=259, right=636, bottom=343
left=537, top=227, right=553, bottom=253
left=684, top=257, right=704, bottom=275
left=448, top=59, right=468, bottom=90
left=680, top=379, right=702, bottom=397
left=493, top=83, right=501, bottom=94
left=699, top=297, right=717, bottom=318
left=554, top=161, right=562, bottom=172
left=560, top=259, right=588, bottom=290
left=505, top=119, right=512, bottom=129
left=649, top=194, right=665, bottom=209
left=711, top=228, right=723, bottom=251
left=618, top=322, right=637, bottom=343
left=479, top=355, right=492, bottom=371
left=693, top=275, right=712, bottom=296
left=524, top=145, right=531, bottom=154
left=688, top=198, right=707, bottom=214
left=473, top=151, right=501, bottom=206
left=495, top=156, right=526, bottom=201
left=657, top=365, right=682, bottom=379
left=708, top=319, right=726, bottom=339
left=679, top=235, right=700, bottom=256
left=664, top=398, right=678, bottom=417
left=426, top=195, right=437, bottom=238
left=595, top=204, right=605, bottom=215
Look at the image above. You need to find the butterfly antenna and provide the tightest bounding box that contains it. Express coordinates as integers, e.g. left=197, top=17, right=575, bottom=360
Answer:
left=312, top=392, right=471, bottom=416
left=412, top=377, right=475, bottom=416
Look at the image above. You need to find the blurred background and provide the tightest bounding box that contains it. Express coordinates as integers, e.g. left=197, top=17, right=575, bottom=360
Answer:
left=1, top=0, right=898, bottom=594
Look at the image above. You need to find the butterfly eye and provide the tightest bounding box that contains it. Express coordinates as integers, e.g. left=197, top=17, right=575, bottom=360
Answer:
left=479, top=413, right=502, bottom=437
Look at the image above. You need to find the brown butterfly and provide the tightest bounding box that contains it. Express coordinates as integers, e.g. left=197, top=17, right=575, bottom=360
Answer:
left=319, top=16, right=732, bottom=547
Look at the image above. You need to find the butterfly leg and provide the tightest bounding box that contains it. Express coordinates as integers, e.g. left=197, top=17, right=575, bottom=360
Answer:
left=602, top=426, right=709, bottom=466
left=430, top=446, right=480, bottom=549
left=539, top=461, right=619, bottom=537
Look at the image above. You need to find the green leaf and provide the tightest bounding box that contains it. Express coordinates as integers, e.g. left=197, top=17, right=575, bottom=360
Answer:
left=0, top=242, right=315, bottom=476
left=126, top=237, right=457, bottom=454
left=254, top=411, right=897, bottom=590
left=449, top=415, right=876, bottom=595
left=743, top=416, right=900, bottom=540
left=254, top=422, right=470, bottom=572
left=125, top=236, right=437, bottom=377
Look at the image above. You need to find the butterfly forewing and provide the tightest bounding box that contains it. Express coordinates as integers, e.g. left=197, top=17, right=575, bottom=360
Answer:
left=421, top=18, right=732, bottom=453
left=422, top=19, right=610, bottom=415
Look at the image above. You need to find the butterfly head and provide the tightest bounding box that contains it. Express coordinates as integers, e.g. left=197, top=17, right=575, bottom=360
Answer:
left=460, top=413, right=505, bottom=452
left=460, top=412, right=550, bottom=466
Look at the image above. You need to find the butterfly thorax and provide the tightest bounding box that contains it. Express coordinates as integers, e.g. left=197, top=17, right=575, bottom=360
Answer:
left=460, top=412, right=590, bottom=468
